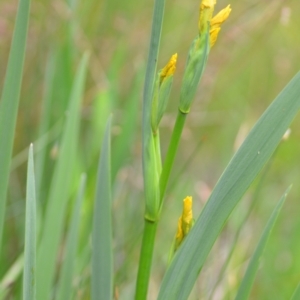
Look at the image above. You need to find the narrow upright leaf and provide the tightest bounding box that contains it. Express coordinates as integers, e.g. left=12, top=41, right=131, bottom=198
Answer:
left=35, top=53, right=56, bottom=199
left=91, top=117, right=113, bottom=300
left=36, top=53, right=89, bottom=300
left=235, top=186, right=291, bottom=300
left=158, top=72, right=300, bottom=300
left=23, top=144, right=36, bottom=300
left=0, top=0, right=31, bottom=251
left=56, top=174, right=86, bottom=300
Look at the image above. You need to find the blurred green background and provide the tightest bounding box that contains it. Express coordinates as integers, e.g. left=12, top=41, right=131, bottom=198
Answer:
left=0, top=0, right=300, bottom=299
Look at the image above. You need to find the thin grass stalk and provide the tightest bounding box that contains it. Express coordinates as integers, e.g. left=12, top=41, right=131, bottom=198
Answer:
left=23, top=144, right=36, bottom=300
left=159, top=110, right=187, bottom=203
left=0, top=0, right=31, bottom=251
left=135, top=221, right=158, bottom=300
left=136, top=0, right=165, bottom=297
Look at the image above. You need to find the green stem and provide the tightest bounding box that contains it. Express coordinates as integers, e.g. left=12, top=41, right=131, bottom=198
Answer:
left=136, top=0, right=165, bottom=295
left=135, top=220, right=158, bottom=300
left=154, top=131, right=162, bottom=175
left=159, top=109, right=187, bottom=203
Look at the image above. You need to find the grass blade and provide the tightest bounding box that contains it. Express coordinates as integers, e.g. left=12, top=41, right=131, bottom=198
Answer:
left=56, top=174, right=87, bottom=300
left=91, top=117, right=113, bottom=300
left=23, top=144, right=36, bottom=300
left=234, top=186, right=291, bottom=300
left=35, top=52, right=56, bottom=200
left=0, top=0, right=31, bottom=251
left=290, top=283, right=300, bottom=300
left=36, top=53, right=89, bottom=300
left=158, top=72, right=300, bottom=300
left=208, top=152, right=277, bottom=300
left=0, top=255, right=24, bottom=299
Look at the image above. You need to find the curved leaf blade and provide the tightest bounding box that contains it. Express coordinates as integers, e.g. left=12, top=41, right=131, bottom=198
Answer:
left=158, top=72, right=300, bottom=300
left=235, top=186, right=291, bottom=300
left=36, top=53, right=89, bottom=300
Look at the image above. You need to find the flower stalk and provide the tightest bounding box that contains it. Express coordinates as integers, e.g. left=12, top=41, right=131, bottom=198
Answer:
left=136, top=0, right=231, bottom=298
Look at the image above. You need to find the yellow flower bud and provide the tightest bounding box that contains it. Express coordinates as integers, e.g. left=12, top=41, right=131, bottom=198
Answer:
left=175, top=217, right=183, bottom=248
left=210, top=5, right=231, bottom=29
left=182, top=196, right=193, bottom=235
left=174, top=196, right=194, bottom=251
left=160, top=53, right=178, bottom=85
left=198, top=0, right=216, bottom=35
left=210, top=5, right=231, bottom=47
left=209, top=27, right=221, bottom=47
left=151, top=53, right=177, bottom=134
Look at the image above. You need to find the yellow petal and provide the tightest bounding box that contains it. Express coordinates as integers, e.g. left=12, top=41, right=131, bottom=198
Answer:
left=160, top=53, right=178, bottom=84
left=175, top=216, right=183, bottom=244
left=209, top=5, right=231, bottom=47
left=209, top=27, right=221, bottom=47
left=182, top=196, right=193, bottom=224
left=211, top=5, right=231, bottom=29
left=182, top=196, right=193, bottom=236
left=200, top=0, right=216, bottom=9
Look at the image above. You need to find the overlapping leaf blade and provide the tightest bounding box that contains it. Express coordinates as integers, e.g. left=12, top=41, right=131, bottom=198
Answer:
left=36, top=53, right=89, bottom=299
left=158, top=72, right=300, bottom=299
left=56, top=174, right=86, bottom=300
left=235, top=186, right=291, bottom=300
left=0, top=0, right=31, bottom=251
left=23, top=145, right=36, bottom=300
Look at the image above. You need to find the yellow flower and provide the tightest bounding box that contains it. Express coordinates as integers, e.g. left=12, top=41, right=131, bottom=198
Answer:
left=210, top=5, right=231, bottom=47
left=210, top=5, right=231, bottom=28
left=198, top=0, right=216, bottom=35
left=198, top=0, right=231, bottom=47
left=175, top=196, right=194, bottom=250
left=160, top=53, right=178, bottom=85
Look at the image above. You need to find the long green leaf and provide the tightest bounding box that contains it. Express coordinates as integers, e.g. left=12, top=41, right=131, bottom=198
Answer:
left=56, top=174, right=86, bottom=300
left=23, top=144, right=36, bottom=300
left=36, top=53, right=89, bottom=300
left=91, top=117, right=112, bottom=300
left=158, top=72, right=300, bottom=300
left=0, top=0, right=31, bottom=251
left=290, top=283, right=300, bottom=300
left=235, top=186, right=291, bottom=300
left=35, top=52, right=56, bottom=200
